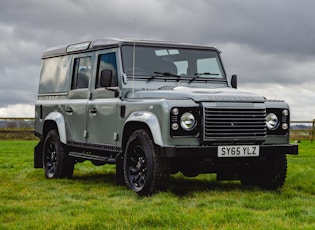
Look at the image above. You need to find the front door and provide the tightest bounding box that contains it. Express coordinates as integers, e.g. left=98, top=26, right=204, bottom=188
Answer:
left=86, top=50, right=119, bottom=146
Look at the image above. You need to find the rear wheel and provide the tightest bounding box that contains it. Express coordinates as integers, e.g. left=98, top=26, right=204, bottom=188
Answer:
left=123, top=129, right=170, bottom=196
left=43, top=130, right=74, bottom=179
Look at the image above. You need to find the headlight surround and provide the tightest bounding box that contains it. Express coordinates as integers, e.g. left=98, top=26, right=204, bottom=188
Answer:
left=170, top=107, right=200, bottom=137
left=266, top=113, right=279, bottom=130
left=180, top=112, right=196, bottom=131
left=265, top=107, right=290, bottom=135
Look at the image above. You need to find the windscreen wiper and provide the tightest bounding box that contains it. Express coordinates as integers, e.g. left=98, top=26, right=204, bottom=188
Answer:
left=148, top=72, right=184, bottom=82
left=189, top=72, right=220, bottom=83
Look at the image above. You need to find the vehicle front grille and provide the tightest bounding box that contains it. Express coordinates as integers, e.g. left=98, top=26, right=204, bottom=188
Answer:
left=203, top=105, right=266, bottom=142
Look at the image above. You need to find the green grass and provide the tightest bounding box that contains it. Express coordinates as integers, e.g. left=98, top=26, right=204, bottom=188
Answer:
left=0, top=140, right=314, bottom=229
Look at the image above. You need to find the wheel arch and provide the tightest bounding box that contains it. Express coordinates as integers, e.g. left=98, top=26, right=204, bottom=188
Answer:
left=123, top=112, right=163, bottom=149
left=43, top=112, right=67, bottom=144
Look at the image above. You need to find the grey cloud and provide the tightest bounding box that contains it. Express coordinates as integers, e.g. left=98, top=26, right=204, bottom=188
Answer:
left=0, top=0, right=314, bottom=118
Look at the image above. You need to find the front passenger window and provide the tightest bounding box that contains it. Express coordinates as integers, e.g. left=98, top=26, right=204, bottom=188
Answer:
left=96, top=53, right=117, bottom=88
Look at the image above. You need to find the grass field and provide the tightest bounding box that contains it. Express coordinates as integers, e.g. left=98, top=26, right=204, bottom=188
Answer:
left=0, top=140, right=314, bottom=229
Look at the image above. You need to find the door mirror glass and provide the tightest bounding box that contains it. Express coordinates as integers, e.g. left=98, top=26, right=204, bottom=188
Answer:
left=231, top=75, right=237, bottom=89
left=100, top=69, right=112, bottom=87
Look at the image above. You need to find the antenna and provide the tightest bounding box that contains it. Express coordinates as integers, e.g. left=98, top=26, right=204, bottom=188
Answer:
left=132, top=18, right=137, bottom=98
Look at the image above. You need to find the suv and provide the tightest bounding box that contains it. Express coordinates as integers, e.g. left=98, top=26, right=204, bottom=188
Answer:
left=34, top=38, right=298, bottom=195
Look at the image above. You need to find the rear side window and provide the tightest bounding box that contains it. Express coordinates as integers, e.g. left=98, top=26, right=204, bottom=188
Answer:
left=39, top=56, right=71, bottom=94
left=71, top=56, right=92, bottom=89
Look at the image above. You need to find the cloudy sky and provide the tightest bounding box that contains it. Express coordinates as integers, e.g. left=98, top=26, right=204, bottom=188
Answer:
left=1, top=0, right=315, bottom=120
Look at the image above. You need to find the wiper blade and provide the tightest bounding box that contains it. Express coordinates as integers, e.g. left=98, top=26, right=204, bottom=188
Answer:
left=149, top=72, right=183, bottom=82
left=143, top=71, right=223, bottom=83
left=195, top=72, right=220, bottom=76
left=189, top=72, right=220, bottom=83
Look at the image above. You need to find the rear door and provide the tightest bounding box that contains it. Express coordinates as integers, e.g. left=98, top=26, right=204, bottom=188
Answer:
left=64, top=54, right=93, bottom=143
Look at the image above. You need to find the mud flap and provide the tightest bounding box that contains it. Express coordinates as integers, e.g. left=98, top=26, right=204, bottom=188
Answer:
left=115, top=152, right=125, bottom=186
left=34, top=141, right=43, bottom=168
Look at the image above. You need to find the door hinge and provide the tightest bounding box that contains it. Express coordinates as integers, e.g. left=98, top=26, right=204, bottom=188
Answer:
left=83, top=130, right=88, bottom=138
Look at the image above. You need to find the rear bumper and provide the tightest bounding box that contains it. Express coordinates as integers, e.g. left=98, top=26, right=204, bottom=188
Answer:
left=160, top=144, right=298, bottom=158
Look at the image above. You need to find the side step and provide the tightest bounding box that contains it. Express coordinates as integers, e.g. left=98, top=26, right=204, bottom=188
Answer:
left=69, top=152, right=116, bottom=164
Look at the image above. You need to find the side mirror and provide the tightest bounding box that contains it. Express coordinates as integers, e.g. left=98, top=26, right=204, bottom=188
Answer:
left=100, top=69, right=112, bottom=87
left=231, top=75, right=237, bottom=89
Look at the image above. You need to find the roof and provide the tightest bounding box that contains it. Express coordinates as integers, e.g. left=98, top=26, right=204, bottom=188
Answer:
left=42, top=37, right=218, bottom=59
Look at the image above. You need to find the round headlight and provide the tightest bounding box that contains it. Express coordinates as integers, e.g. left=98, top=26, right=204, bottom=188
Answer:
left=266, top=113, right=279, bottom=130
left=180, top=112, right=196, bottom=131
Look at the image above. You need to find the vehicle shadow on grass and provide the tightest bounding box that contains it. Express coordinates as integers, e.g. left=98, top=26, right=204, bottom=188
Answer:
left=168, top=176, right=246, bottom=196
left=72, top=171, right=117, bottom=186
left=70, top=171, right=253, bottom=196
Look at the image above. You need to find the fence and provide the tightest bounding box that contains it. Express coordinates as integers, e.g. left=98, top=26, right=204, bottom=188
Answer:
left=290, top=120, right=315, bottom=141
left=0, top=117, right=35, bottom=140
left=0, top=118, right=315, bottom=141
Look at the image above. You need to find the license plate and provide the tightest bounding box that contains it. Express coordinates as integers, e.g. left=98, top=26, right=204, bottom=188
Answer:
left=218, top=145, right=259, bottom=157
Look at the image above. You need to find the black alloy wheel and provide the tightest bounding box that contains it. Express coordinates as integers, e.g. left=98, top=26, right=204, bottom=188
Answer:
left=43, top=130, right=74, bottom=179
left=123, top=129, right=169, bottom=196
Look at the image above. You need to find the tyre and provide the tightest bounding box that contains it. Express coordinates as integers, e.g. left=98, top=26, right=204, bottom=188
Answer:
left=43, top=129, right=74, bottom=179
left=123, top=129, right=170, bottom=196
left=241, top=154, right=287, bottom=190
left=259, top=154, right=287, bottom=190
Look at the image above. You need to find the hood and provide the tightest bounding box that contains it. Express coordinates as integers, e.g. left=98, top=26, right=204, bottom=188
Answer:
left=129, top=86, right=266, bottom=103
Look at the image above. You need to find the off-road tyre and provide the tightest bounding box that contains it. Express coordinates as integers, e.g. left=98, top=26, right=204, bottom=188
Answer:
left=123, top=129, right=170, bottom=196
left=43, top=129, right=74, bottom=179
left=259, top=154, right=287, bottom=190
left=241, top=154, right=287, bottom=190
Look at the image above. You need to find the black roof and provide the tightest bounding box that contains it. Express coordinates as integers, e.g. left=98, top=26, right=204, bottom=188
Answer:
left=42, top=38, right=219, bottom=59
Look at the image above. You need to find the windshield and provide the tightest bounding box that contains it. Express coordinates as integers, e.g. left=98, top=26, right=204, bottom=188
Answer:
left=121, top=45, right=225, bottom=81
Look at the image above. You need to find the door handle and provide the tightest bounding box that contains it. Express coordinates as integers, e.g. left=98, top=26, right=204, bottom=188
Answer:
left=89, top=107, right=97, bottom=114
left=65, top=107, right=73, bottom=113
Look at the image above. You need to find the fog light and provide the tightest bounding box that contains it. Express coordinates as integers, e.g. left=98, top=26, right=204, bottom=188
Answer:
left=282, top=123, right=288, bottom=130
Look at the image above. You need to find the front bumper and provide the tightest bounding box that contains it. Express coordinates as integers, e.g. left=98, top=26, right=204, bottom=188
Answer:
left=160, top=144, right=298, bottom=158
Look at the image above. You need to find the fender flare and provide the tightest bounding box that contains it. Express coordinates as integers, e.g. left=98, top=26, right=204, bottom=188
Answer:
left=125, top=111, right=163, bottom=146
left=44, top=112, right=67, bottom=144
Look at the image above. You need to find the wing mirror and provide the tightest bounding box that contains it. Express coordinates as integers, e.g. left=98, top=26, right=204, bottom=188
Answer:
left=231, top=75, right=237, bottom=89
left=100, top=69, right=120, bottom=97
left=100, top=69, right=113, bottom=87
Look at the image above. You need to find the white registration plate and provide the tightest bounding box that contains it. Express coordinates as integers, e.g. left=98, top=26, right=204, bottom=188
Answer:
left=218, top=145, right=259, bottom=157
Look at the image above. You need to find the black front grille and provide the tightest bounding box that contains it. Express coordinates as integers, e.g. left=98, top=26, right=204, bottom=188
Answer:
left=204, top=106, right=266, bottom=142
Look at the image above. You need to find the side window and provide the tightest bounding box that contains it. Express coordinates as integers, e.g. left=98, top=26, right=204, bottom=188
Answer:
left=39, top=56, right=71, bottom=94
left=71, top=56, right=92, bottom=89
left=96, top=53, right=118, bottom=88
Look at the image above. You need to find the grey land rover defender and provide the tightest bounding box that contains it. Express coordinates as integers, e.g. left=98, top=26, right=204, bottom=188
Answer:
left=34, top=38, right=298, bottom=195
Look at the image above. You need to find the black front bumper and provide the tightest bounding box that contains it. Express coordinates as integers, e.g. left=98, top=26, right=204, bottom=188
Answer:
left=160, top=144, right=298, bottom=158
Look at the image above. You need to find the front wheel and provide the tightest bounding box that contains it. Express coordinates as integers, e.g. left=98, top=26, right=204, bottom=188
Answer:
left=241, top=154, right=287, bottom=190
left=123, top=129, right=170, bottom=196
left=259, top=154, right=287, bottom=190
left=43, top=130, right=74, bottom=179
